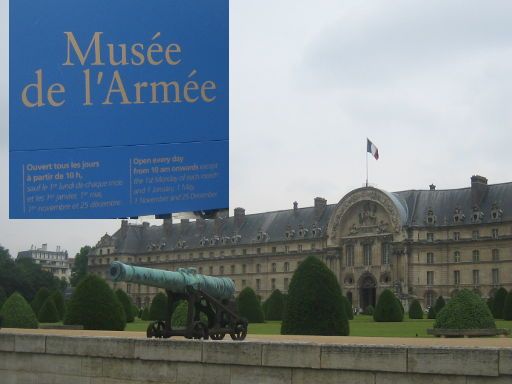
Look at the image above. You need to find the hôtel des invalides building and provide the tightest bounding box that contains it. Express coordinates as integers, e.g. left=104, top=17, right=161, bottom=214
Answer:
left=88, top=175, right=511, bottom=311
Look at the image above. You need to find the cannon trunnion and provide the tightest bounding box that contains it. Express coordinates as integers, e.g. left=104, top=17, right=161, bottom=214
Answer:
left=109, top=261, right=247, bottom=340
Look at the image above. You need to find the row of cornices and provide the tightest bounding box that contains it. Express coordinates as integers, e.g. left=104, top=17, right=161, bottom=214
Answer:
left=425, top=203, right=504, bottom=225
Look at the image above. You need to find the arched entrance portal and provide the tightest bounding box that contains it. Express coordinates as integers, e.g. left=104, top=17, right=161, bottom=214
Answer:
left=359, top=273, right=377, bottom=310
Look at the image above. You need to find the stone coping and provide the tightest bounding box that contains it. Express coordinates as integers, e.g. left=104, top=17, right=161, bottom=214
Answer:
left=427, top=328, right=510, bottom=337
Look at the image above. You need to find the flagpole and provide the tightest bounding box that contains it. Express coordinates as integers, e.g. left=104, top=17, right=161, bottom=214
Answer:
left=366, top=145, right=368, bottom=187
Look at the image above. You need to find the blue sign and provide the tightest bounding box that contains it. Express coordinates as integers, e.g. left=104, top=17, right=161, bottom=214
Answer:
left=10, top=0, right=228, bottom=218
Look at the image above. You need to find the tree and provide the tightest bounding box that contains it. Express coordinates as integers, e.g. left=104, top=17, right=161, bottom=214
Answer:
left=141, top=307, right=150, bottom=321
left=434, top=289, right=495, bottom=330
left=0, top=287, right=6, bottom=310
left=50, top=290, right=65, bottom=320
left=70, top=246, right=91, bottom=287
left=492, top=287, right=508, bottom=319
left=238, top=287, right=264, bottom=323
left=31, top=287, right=51, bottom=315
left=149, top=292, right=168, bottom=321
left=434, top=296, right=446, bottom=315
left=503, top=290, right=512, bottom=321
left=115, top=289, right=135, bottom=323
left=38, top=297, right=60, bottom=323
left=0, top=292, right=38, bottom=329
left=64, top=275, right=126, bottom=330
left=373, top=289, right=403, bottom=322
left=341, top=295, right=354, bottom=320
left=264, top=289, right=285, bottom=321
left=427, top=306, right=436, bottom=319
left=281, top=256, right=349, bottom=335
left=408, top=299, right=423, bottom=319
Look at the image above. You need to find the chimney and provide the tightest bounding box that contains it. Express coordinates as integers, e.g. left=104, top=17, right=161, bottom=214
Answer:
left=163, top=218, right=173, bottom=235
left=42, top=243, right=47, bottom=251
left=120, top=219, right=128, bottom=237
left=429, top=184, right=436, bottom=191
left=142, top=222, right=150, bottom=232
left=234, top=207, right=245, bottom=228
left=56, top=245, right=61, bottom=252
left=293, top=201, right=298, bottom=211
left=471, top=175, right=488, bottom=208
left=314, top=197, right=327, bottom=218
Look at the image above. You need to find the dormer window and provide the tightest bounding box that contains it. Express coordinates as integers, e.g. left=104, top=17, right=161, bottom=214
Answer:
left=256, top=231, right=269, bottom=242
left=491, top=203, right=503, bottom=221
left=285, top=229, right=296, bottom=239
left=200, top=238, right=209, bottom=247
left=298, top=227, right=309, bottom=238
left=453, top=207, right=465, bottom=223
left=231, top=235, right=241, bottom=244
left=425, top=208, right=436, bottom=225
left=177, top=240, right=186, bottom=249
left=210, top=236, right=220, bottom=246
left=311, top=227, right=322, bottom=237
left=471, top=206, right=484, bottom=223
left=221, top=237, right=230, bottom=245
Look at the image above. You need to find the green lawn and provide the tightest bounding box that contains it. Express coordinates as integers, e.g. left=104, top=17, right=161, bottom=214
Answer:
left=125, top=316, right=512, bottom=337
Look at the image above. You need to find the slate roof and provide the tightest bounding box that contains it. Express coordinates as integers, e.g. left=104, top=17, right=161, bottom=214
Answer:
left=107, top=181, right=511, bottom=254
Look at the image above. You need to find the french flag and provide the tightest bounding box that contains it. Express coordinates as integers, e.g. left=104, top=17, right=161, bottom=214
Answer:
left=367, top=138, right=379, bottom=160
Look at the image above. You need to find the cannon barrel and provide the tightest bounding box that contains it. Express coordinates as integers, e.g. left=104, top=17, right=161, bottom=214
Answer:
left=109, top=261, right=235, bottom=300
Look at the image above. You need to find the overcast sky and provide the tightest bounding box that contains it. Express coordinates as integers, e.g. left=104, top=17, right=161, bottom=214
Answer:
left=1, top=1, right=511, bottom=257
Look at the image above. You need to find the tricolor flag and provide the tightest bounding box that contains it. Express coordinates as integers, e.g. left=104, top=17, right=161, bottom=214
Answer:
left=367, top=138, right=379, bottom=160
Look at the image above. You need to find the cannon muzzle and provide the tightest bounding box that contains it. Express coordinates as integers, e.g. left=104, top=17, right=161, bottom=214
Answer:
left=109, top=261, right=235, bottom=300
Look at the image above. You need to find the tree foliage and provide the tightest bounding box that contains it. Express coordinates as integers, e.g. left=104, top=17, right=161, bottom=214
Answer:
left=503, top=290, right=512, bottom=321
left=434, top=289, right=495, bottom=329
left=70, top=246, right=91, bottom=287
left=38, top=297, right=60, bottom=323
left=31, top=287, right=51, bottom=315
left=238, top=287, right=264, bottom=323
left=373, top=289, right=403, bottom=322
left=434, top=296, right=446, bottom=315
left=281, top=256, right=349, bottom=335
left=149, top=292, right=168, bottom=321
left=0, top=292, right=38, bottom=329
left=427, top=306, right=436, bottom=319
left=0, top=287, right=6, bottom=310
left=492, top=287, right=508, bottom=319
left=115, top=289, right=135, bottom=323
left=341, top=295, right=354, bottom=320
left=50, top=290, right=65, bottom=320
left=64, top=275, right=126, bottom=330
left=264, top=289, right=285, bottom=321
left=141, top=306, right=150, bottom=321
left=408, top=299, right=423, bottom=319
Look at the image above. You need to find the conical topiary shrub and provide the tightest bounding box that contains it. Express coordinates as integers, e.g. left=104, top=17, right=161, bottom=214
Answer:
left=427, top=306, right=436, bottom=319
left=434, top=296, right=446, bottom=315
left=434, top=289, right=495, bottom=330
left=115, top=289, right=135, bottom=323
left=238, top=287, right=264, bottom=323
left=264, top=289, right=285, bottom=321
left=281, top=256, right=349, bottom=335
left=492, top=287, right=508, bottom=319
left=0, top=292, right=38, bottom=328
left=149, top=292, right=168, bottom=321
left=373, top=289, right=403, bottom=322
left=38, top=297, right=60, bottom=323
left=341, top=295, right=354, bottom=320
left=64, top=275, right=126, bottom=330
left=141, top=306, right=150, bottom=321
left=31, top=287, right=51, bottom=315
left=170, top=301, right=208, bottom=327
left=363, top=305, right=374, bottom=316
left=503, top=290, right=512, bottom=321
left=408, top=299, right=423, bottom=319
left=50, top=291, right=65, bottom=320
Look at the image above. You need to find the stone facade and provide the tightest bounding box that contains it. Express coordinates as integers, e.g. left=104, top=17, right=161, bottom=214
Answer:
left=17, top=244, right=72, bottom=282
left=88, top=175, right=512, bottom=311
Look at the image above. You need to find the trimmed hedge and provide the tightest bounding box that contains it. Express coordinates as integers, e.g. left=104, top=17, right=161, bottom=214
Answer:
left=408, top=299, right=423, bottom=319
left=149, top=292, right=168, bottom=321
left=427, top=306, right=436, bottom=319
left=281, top=256, right=349, bottom=335
left=341, top=295, right=354, bottom=320
left=434, top=296, right=446, bottom=315
left=50, top=291, right=65, bottom=320
left=264, top=289, right=285, bottom=321
left=0, top=292, right=38, bottom=328
left=38, top=297, right=60, bottom=323
left=373, top=289, right=403, bottom=322
left=31, top=287, right=51, bottom=315
left=503, top=290, right=512, bottom=321
left=115, top=289, right=135, bottom=323
left=492, top=287, right=508, bottom=319
left=434, top=289, right=495, bottom=330
left=238, top=287, right=264, bottom=323
left=64, top=275, right=126, bottom=330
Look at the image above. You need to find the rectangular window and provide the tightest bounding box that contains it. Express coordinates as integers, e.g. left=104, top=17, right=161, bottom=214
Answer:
left=257, top=248, right=261, bottom=254
left=242, top=264, right=247, bottom=274
left=256, top=279, right=261, bottom=290
left=363, top=244, right=372, bottom=266
left=298, top=244, right=303, bottom=252
left=427, top=271, right=434, bottom=285
left=492, top=249, right=500, bottom=262
left=492, top=269, right=499, bottom=284
left=198, top=267, right=203, bottom=274
left=231, top=249, right=236, bottom=255
left=284, top=278, right=289, bottom=291
left=272, top=247, right=277, bottom=253
left=271, top=278, right=276, bottom=290
left=472, top=230, right=479, bottom=240
left=256, top=264, right=261, bottom=273
left=346, top=245, right=354, bottom=267
left=454, top=270, right=460, bottom=285
left=426, top=252, right=434, bottom=265
left=454, top=251, right=461, bottom=263
left=285, top=246, right=289, bottom=253
left=472, top=270, right=479, bottom=285
left=472, top=250, right=480, bottom=262
left=209, top=266, right=213, bottom=275
left=311, top=243, right=316, bottom=250
left=219, top=266, right=224, bottom=274
left=453, top=232, right=460, bottom=241
left=381, top=243, right=391, bottom=265
left=492, top=228, right=499, bottom=239
left=427, top=232, right=434, bottom=242
left=271, top=263, right=277, bottom=272
left=242, top=279, right=246, bottom=288
left=126, top=284, right=131, bottom=294
left=231, top=265, right=235, bottom=274
left=284, top=262, right=290, bottom=272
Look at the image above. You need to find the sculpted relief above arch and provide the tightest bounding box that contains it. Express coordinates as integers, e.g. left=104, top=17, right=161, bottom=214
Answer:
left=327, top=187, right=406, bottom=245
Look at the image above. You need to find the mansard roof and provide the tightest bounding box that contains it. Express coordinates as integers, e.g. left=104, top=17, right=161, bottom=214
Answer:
left=103, top=180, right=511, bottom=254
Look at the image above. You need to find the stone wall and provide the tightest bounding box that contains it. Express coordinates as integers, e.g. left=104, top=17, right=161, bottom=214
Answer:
left=0, top=333, right=511, bottom=383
